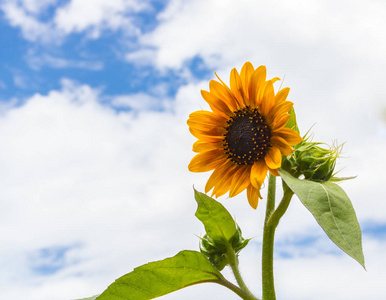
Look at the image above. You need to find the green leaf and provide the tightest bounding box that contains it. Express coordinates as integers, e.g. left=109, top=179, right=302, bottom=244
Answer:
left=96, top=250, right=224, bottom=300
left=194, top=189, right=237, bottom=244
left=286, top=107, right=300, bottom=133
left=74, top=296, right=99, bottom=300
left=279, top=169, right=365, bottom=268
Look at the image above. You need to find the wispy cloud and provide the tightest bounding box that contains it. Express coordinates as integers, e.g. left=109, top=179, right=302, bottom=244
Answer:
left=0, top=80, right=6, bottom=89
left=26, top=51, right=104, bottom=71
left=13, top=73, right=28, bottom=88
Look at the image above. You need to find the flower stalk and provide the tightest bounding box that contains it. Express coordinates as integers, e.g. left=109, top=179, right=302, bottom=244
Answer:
left=261, top=174, right=295, bottom=300
left=261, top=174, right=277, bottom=300
left=225, top=242, right=258, bottom=300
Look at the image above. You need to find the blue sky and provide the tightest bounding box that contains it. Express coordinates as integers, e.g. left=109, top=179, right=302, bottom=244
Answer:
left=1, top=1, right=386, bottom=300
left=0, top=0, right=196, bottom=102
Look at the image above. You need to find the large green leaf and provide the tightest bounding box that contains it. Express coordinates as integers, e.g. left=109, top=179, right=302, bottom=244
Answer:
left=279, top=169, right=365, bottom=268
left=96, top=250, right=223, bottom=300
left=194, top=189, right=237, bottom=244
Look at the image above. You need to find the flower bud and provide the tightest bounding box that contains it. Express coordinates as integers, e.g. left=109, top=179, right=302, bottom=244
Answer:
left=199, top=224, right=250, bottom=270
left=282, top=140, right=340, bottom=182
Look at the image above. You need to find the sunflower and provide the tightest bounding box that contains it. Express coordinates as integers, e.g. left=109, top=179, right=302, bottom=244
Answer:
left=187, top=62, right=303, bottom=209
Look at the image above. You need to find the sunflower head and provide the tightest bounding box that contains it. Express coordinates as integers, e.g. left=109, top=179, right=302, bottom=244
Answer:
left=188, top=62, right=302, bottom=209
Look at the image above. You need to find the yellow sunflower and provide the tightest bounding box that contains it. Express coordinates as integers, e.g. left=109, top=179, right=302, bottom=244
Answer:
left=187, top=62, right=303, bottom=209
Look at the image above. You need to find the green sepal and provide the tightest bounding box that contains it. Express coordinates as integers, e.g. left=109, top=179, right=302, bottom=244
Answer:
left=199, top=234, right=228, bottom=271
left=279, top=169, right=365, bottom=269
left=286, top=107, right=300, bottom=133
left=328, top=175, right=357, bottom=182
left=96, top=250, right=224, bottom=300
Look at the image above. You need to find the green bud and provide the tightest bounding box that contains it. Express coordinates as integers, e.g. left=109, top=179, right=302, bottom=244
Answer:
left=282, top=139, right=341, bottom=182
left=199, top=234, right=227, bottom=270
left=199, top=224, right=250, bottom=271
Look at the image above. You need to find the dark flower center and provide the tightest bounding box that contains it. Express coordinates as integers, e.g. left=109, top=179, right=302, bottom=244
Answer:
left=223, top=107, right=271, bottom=165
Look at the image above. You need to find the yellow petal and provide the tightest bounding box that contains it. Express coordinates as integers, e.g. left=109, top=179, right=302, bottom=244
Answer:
left=275, top=87, right=290, bottom=104
left=268, top=168, right=280, bottom=176
left=268, top=101, right=293, bottom=123
left=205, top=160, right=233, bottom=193
left=189, top=128, right=224, bottom=142
left=272, top=113, right=290, bottom=131
left=187, top=110, right=229, bottom=128
left=240, top=62, right=254, bottom=101
left=264, top=147, right=282, bottom=169
left=248, top=66, right=266, bottom=108
left=201, top=90, right=232, bottom=117
left=273, top=127, right=303, bottom=145
left=188, top=126, right=225, bottom=139
left=192, top=140, right=222, bottom=153
left=229, top=165, right=251, bottom=197
left=230, top=68, right=246, bottom=107
left=250, top=160, right=268, bottom=189
left=259, top=81, right=276, bottom=117
left=214, top=73, right=240, bottom=110
left=209, top=79, right=238, bottom=111
left=271, top=136, right=294, bottom=156
left=212, top=164, right=239, bottom=197
left=188, top=110, right=227, bottom=130
left=188, top=149, right=226, bottom=172
left=247, top=184, right=262, bottom=209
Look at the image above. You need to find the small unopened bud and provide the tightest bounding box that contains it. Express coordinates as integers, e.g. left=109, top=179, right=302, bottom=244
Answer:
left=199, top=224, right=250, bottom=270
left=282, top=140, right=341, bottom=182
left=199, top=234, right=228, bottom=270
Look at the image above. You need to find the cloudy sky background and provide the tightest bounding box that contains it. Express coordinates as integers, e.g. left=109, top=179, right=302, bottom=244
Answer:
left=1, top=0, right=386, bottom=299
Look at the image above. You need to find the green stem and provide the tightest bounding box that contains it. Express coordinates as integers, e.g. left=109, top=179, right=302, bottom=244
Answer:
left=226, top=243, right=258, bottom=300
left=261, top=178, right=295, bottom=300
left=261, top=174, right=277, bottom=300
left=267, top=183, right=294, bottom=229
left=217, top=278, right=260, bottom=300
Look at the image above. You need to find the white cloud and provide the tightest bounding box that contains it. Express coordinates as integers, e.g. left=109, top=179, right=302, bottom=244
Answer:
left=110, top=92, right=171, bottom=111
left=0, top=0, right=151, bottom=43
left=129, top=0, right=386, bottom=72
left=14, top=0, right=58, bottom=14
left=53, top=0, right=148, bottom=39
left=273, top=237, right=386, bottom=300
left=0, top=79, right=200, bottom=300
left=0, top=76, right=385, bottom=300
left=0, top=1, right=58, bottom=43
